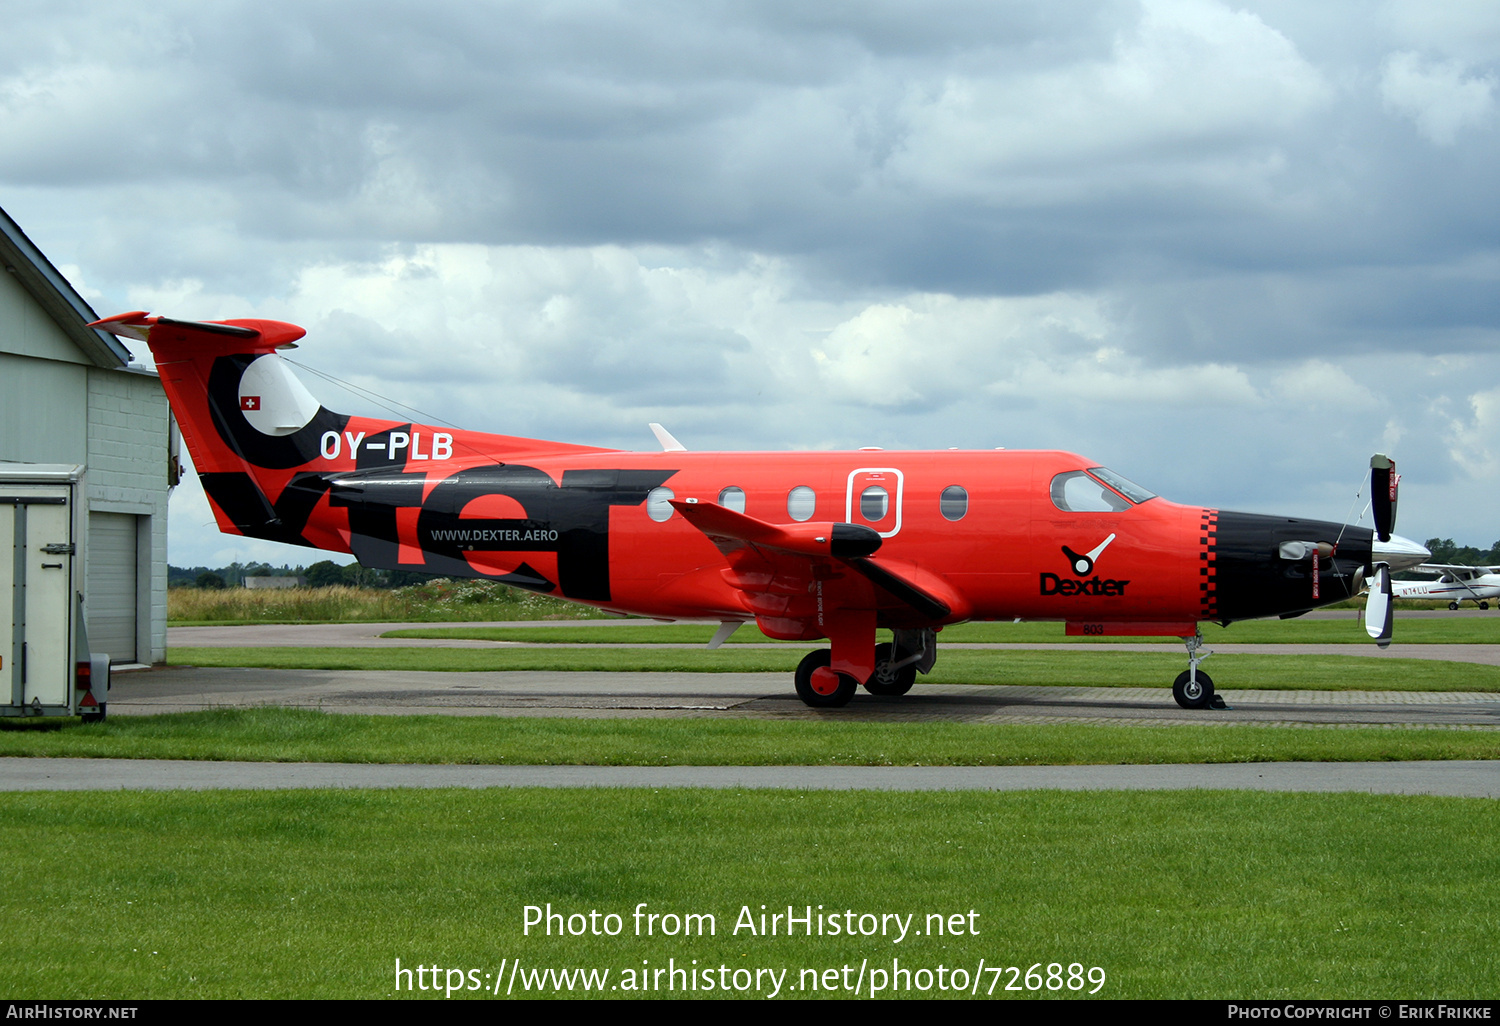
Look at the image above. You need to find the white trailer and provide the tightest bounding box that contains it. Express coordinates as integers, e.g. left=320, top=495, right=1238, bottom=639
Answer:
left=2, top=464, right=109, bottom=721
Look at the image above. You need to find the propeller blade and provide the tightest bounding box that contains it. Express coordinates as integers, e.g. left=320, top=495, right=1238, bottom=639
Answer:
left=1370, top=454, right=1399, bottom=543
left=1365, top=561, right=1393, bottom=648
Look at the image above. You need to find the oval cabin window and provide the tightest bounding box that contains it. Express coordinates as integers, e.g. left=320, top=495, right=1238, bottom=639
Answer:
left=718, top=486, right=746, bottom=513
left=940, top=485, right=968, bottom=521
left=646, top=486, right=675, bottom=522
left=860, top=485, right=889, bottom=522
left=787, top=486, right=817, bottom=522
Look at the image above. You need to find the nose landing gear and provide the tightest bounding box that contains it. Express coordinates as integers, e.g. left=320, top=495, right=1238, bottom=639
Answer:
left=1173, top=632, right=1227, bottom=710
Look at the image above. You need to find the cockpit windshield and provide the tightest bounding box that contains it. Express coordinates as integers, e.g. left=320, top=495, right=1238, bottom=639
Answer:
left=1087, top=467, right=1155, bottom=504
left=1050, top=467, right=1157, bottom=513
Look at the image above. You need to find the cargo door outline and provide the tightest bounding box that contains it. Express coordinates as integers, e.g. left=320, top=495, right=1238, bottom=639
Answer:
left=845, top=468, right=904, bottom=539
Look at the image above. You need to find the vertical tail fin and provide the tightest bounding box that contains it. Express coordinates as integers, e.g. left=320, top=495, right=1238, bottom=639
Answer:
left=91, top=312, right=621, bottom=565
left=90, top=312, right=360, bottom=549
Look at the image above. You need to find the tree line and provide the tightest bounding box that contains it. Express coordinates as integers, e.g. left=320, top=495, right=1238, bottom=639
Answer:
left=168, top=561, right=441, bottom=590
left=1421, top=539, right=1500, bottom=567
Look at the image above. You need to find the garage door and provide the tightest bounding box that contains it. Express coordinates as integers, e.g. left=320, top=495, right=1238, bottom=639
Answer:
left=87, top=512, right=137, bottom=664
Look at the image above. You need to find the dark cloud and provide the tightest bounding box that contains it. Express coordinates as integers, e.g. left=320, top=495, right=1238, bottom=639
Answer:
left=5, top=1, right=1496, bottom=307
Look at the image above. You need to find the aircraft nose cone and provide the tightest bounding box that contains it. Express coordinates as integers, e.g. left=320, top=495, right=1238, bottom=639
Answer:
left=1372, top=533, right=1430, bottom=572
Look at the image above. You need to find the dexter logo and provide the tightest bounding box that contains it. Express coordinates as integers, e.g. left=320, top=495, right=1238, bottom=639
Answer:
left=1041, top=574, right=1130, bottom=596
left=1062, top=533, right=1115, bottom=575
left=1041, top=533, right=1130, bottom=597
left=240, top=396, right=261, bottom=411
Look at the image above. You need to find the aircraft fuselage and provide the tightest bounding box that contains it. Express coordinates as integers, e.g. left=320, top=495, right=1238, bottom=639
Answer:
left=93, top=312, right=1424, bottom=709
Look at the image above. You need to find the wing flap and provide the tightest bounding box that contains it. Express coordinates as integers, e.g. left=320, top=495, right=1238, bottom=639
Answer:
left=668, top=499, right=879, bottom=559
left=670, top=500, right=960, bottom=622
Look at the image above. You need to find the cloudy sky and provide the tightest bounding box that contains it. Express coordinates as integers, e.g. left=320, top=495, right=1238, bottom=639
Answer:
left=3, top=0, right=1499, bottom=567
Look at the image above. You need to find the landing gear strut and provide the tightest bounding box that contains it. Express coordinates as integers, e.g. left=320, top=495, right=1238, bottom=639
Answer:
left=1173, top=632, right=1226, bottom=710
left=795, top=628, right=939, bottom=706
left=864, top=642, right=917, bottom=696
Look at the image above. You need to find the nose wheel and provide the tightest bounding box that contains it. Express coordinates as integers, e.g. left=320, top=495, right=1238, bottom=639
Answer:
left=1172, top=669, right=1216, bottom=709
left=1174, top=632, right=1227, bottom=710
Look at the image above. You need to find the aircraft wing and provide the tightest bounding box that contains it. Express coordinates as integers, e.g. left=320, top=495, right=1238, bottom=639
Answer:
left=1411, top=563, right=1500, bottom=580
left=668, top=500, right=958, bottom=623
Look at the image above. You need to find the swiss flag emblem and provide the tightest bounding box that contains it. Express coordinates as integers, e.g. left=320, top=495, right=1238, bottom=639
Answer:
left=241, top=396, right=261, bottom=411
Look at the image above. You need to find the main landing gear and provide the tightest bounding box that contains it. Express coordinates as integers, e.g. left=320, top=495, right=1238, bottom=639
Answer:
left=865, top=642, right=918, bottom=696
left=1173, top=632, right=1226, bottom=710
left=794, top=629, right=936, bottom=708
left=794, top=649, right=858, bottom=707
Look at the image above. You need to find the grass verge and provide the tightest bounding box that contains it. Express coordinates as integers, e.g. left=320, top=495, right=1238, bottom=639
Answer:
left=167, top=646, right=1500, bottom=690
left=1, top=788, right=1494, bottom=998
left=2, top=708, right=1496, bottom=764
left=169, top=580, right=612, bottom=624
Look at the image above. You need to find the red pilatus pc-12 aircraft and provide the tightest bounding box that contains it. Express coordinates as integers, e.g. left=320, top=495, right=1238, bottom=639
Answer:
left=92, top=312, right=1431, bottom=710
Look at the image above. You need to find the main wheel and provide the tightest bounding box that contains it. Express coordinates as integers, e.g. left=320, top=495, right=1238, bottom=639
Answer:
left=864, top=642, right=917, bottom=696
left=1482, top=602, right=1491, bottom=611
left=794, top=649, right=858, bottom=708
left=1450, top=601, right=1461, bottom=610
left=1172, top=670, right=1215, bottom=710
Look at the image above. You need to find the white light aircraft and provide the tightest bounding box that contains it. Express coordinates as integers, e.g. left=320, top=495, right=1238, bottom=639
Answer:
left=1391, top=565, right=1500, bottom=610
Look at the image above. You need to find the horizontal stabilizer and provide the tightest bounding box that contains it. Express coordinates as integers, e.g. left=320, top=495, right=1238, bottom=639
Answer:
left=89, top=312, right=307, bottom=350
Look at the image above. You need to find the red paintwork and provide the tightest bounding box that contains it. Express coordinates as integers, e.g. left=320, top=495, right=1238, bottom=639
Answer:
left=94, top=311, right=1217, bottom=688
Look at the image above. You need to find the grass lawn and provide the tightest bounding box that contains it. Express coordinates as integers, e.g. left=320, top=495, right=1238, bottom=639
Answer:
left=2, top=788, right=1493, bottom=999
left=385, top=616, right=1500, bottom=645
left=166, top=645, right=1500, bottom=691
left=2, top=708, right=1498, bottom=765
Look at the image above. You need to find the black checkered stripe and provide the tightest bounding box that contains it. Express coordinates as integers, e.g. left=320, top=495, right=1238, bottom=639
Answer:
left=1199, top=509, right=1219, bottom=619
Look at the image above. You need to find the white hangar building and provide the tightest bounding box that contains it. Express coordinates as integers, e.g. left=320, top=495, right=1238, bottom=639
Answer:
left=0, top=205, right=170, bottom=665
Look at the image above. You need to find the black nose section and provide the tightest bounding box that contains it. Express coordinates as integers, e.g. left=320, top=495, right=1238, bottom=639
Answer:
left=1202, top=511, right=1373, bottom=623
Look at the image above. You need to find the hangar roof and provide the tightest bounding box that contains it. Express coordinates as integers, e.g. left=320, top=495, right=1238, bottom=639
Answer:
left=0, top=204, right=131, bottom=370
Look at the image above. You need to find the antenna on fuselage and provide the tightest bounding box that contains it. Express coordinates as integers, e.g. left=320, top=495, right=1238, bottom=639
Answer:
left=649, top=423, right=688, bottom=452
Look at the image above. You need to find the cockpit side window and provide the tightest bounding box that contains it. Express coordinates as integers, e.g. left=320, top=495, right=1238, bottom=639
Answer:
left=1050, top=471, right=1131, bottom=512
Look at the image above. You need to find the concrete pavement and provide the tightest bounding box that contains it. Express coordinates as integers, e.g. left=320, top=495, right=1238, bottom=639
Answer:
left=4, top=757, right=1498, bottom=797
left=104, top=665, right=1500, bottom=726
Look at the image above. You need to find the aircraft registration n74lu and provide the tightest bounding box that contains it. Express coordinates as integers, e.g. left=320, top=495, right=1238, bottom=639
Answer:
left=91, top=312, right=1432, bottom=710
